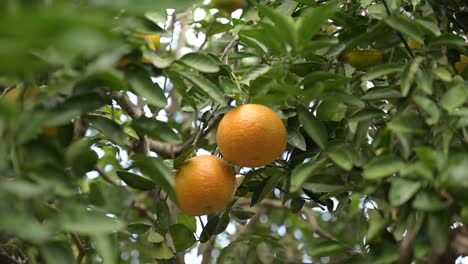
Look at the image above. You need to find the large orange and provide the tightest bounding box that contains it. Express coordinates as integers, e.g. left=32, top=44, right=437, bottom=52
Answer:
left=175, top=155, right=236, bottom=216
left=217, top=104, right=287, bottom=167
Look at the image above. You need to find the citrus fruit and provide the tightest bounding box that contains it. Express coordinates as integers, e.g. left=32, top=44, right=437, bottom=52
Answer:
left=217, top=104, right=287, bottom=168
left=133, top=33, right=161, bottom=51
left=4, top=85, right=40, bottom=101
left=317, top=100, right=347, bottom=122
left=344, top=49, right=384, bottom=70
left=175, top=155, right=236, bottom=216
left=455, top=54, right=468, bottom=75
left=212, top=0, right=245, bottom=13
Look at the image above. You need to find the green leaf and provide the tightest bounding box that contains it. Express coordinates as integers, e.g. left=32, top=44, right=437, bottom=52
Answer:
left=287, top=129, right=307, bottom=151
left=116, top=171, right=155, bottom=191
left=41, top=242, right=75, bottom=264
left=389, top=178, right=421, bottom=206
left=429, top=33, right=466, bottom=47
left=89, top=182, right=105, bottom=206
left=348, top=108, right=385, bottom=124
left=412, top=95, right=440, bottom=125
left=66, top=139, right=98, bottom=177
left=133, top=154, right=176, bottom=202
left=230, top=208, right=256, bottom=221
left=0, top=179, right=46, bottom=199
left=363, top=154, right=404, bottom=180
left=239, top=65, right=272, bottom=85
left=412, top=191, right=449, bottom=211
left=132, top=116, right=182, bottom=144
left=178, top=53, right=220, bottom=73
left=326, top=142, right=355, bottom=171
left=179, top=72, right=225, bottom=105
left=440, top=76, right=467, bottom=111
left=384, top=15, right=425, bottom=43
left=45, top=92, right=108, bottom=126
left=127, top=68, right=167, bottom=108
left=290, top=158, right=327, bottom=192
left=215, top=211, right=230, bottom=235
left=219, top=76, right=242, bottom=98
left=387, top=115, right=426, bottom=134
left=290, top=197, right=305, bottom=213
left=81, top=70, right=127, bottom=91
left=127, top=223, right=152, bottom=234
left=251, top=174, right=282, bottom=206
left=298, top=107, right=328, bottom=149
left=60, top=208, right=124, bottom=234
left=177, top=214, right=197, bottom=233
left=173, top=147, right=195, bottom=169
left=362, top=87, right=402, bottom=100
left=156, top=200, right=171, bottom=230
left=93, top=234, right=118, bottom=264
left=153, top=242, right=175, bottom=260
left=318, top=92, right=365, bottom=109
left=296, top=1, right=338, bottom=49
left=366, top=209, right=388, bottom=243
left=258, top=5, right=297, bottom=50
left=400, top=58, right=422, bottom=96
left=362, top=64, right=404, bottom=81
left=0, top=214, right=52, bottom=243
left=200, top=216, right=220, bottom=243
left=416, top=70, right=433, bottom=95
left=148, top=231, right=165, bottom=243
left=308, top=240, right=348, bottom=257
left=84, top=114, right=128, bottom=145
left=169, top=224, right=196, bottom=252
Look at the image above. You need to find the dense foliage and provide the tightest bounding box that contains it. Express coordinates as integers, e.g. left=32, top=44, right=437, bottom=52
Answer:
left=1, top=0, right=467, bottom=263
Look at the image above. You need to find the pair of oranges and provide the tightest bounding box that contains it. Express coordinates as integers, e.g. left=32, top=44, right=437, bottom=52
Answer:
left=175, top=104, right=288, bottom=216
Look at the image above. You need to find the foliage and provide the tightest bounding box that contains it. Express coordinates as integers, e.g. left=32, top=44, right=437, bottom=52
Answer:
left=0, top=0, right=467, bottom=263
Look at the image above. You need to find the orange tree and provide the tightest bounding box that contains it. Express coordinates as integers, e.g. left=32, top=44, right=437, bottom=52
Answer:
left=1, top=0, right=467, bottom=263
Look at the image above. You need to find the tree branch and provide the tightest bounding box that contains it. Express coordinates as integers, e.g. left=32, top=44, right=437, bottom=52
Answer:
left=70, top=233, right=88, bottom=264
left=398, top=222, right=417, bottom=264
left=222, top=35, right=240, bottom=65
left=237, top=198, right=335, bottom=240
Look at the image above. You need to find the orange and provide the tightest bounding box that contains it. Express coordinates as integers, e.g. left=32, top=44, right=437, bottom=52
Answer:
left=41, top=127, right=58, bottom=137
left=344, top=49, right=384, bottom=70
left=212, top=0, right=245, bottom=13
left=133, top=33, right=161, bottom=51
left=175, top=155, right=236, bottom=216
left=455, top=54, right=468, bottom=75
left=217, top=104, right=287, bottom=167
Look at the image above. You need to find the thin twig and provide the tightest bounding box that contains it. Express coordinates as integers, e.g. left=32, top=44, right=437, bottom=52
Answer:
left=70, top=233, right=88, bottom=264
left=221, top=35, right=240, bottom=64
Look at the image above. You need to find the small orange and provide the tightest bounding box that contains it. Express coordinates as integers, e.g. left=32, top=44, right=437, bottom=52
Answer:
left=344, top=49, right=384, bottom=70
left=455, top=54, right=468, bottom=75
left=175, top=155, right=236, bottom=216
left=217, top=104, right=287, bottom=167
left=133, top=33, right=161, bottom=51
left=41, top=127, right=58, bottom=137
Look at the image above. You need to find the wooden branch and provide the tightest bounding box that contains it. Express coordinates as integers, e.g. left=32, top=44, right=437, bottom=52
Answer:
left=398, top=222, right=417, bottom=264
left=221, top=35, right=240, bottom=65
left=70, top=232, right=88, bottom=264
left=237, top=198, right=335, bottom=240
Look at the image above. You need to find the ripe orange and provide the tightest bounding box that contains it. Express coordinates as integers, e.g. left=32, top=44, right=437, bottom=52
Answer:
left=212, top=0, right=245, bottom=13
left=175, top=155, right=236, bottom=216
left=216, top=104, right=287, bottom=167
